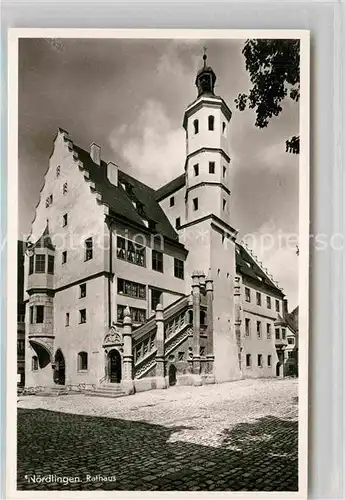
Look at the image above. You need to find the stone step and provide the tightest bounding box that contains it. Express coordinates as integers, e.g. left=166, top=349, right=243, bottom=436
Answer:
left=84, top=389, right=126, bottom=398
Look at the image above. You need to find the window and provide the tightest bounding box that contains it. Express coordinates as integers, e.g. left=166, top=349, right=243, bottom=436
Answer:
left=47, top=255, right=54, bottom=274
left=267, top=296, right=271, bottom=309
left=193, top=163, right=199, bottom=176
left=116, top=236, right=146, bottom=267
left=193, top=198, right=199, bottom=211
left=200, top=346, right=205, bottom=356
left=65, top=312, right=70, bottom=327
left=208, top=115, right=215, bottom=131
left=36, top=305, right=44, bottom=324
left=256, top=292, right=262, bottom=306
left=222, top=199, right=227, bottom=211
left=175, top=217, right=181, bottom=229
left=30, top=306, right=34, bottom=324
left=63, top=213, right=68, bottom=227
left=246, top=354, right=251, bottom=367
left=245, top=287, right=251, bottom=302
left=257, top=321, right=262, bottom=338
left=78, top=352, right=88, bottom=371
left=117, top=305, right=146, bottom=324
left=56, top=166, right=60, bottom=178
left=267, top=323, right=272, bottom=339
left=152, top=250, right=163, bottom=273
left=45, top=194, right=53, bottom=208
left=178, top=352, right=184, bottom=361
left=275, top=328, right=280, bottom=340
left=17, top=339, right=25, bottom=357
left=63, top=182, right=68, bottom=194
left=79, top=309, right=86, bottom=324
left=282, top=328, right=286, bottom=340
left=151, top=289, right=162, bottom=311
left=117, top=278, right=146, bottom=300
left=223, top=166, right=227, bottom=178
left=258, top=354, right=263, bottom=367
left=62, top=251, right=67, bottom=264
left=209, top=161, right=215, bottom=174
left=193, top=119, right=199, bottom=134
left=170, top=196, right=175, bottom=207
left=35, top=254, right=46, bottom=273
left=245, top=318, right=250, bottom=337
left=174, top=258, right=184, bottom=279
left=276, top=300, right=280, bottom=312
left=29, top=255, right=34, bottom=275
left=288, top=337, right=295, bottom=345
left=32, top=356, right=38, bottom=371
left=267, top=355, right=272, bottom=367
left=79, top=283, right=86, bottom=298
left=222, top=122, right=226, bottom=134
left=85, top=237, right=93, bottom=261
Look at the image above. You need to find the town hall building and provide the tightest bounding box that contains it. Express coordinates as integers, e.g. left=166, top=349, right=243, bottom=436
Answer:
left=23, top=54, right=298, bottom=396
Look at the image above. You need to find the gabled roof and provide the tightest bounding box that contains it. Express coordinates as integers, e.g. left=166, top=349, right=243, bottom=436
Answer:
left=155, top=173, right=186, bottom=202
left=73, top=145, right=180, bottom=243
left=236, top=242, right=284, bottom=297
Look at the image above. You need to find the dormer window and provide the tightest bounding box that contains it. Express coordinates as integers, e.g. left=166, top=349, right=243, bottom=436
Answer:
left=193, top=119, right=199, bottom=134
left=208, top=115, right=215, bottom=131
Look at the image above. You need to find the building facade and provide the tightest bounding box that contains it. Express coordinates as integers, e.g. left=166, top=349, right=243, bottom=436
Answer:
left=23, top=55, right=298, bottom=394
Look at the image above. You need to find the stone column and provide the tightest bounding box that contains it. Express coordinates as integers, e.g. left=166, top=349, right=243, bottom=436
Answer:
left=191, top=270, right=202, bottom=385
left=155, top=304, right=167, bottom=389
left=122, top=306, right=135, bottom=394
left=205, top=269, right=215, bottom=381
left=234, top=276, right=242, bottom=372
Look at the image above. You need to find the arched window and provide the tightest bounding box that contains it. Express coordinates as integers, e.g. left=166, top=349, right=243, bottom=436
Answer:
left=208, top=115, right=215, bottom=131
left=32, top=356, right=38, bottom=371
left=200, top=310, right=207, bottom=325
left=193, top=119, right=199, bottom=134
left=78, top=351, right=88, bottom=371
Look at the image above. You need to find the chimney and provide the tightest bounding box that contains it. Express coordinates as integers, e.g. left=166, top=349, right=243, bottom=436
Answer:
left=90, top=143, right=101, bottom=165
left=283, top=298, right=289, bottom=315
left=107, top=161, right=118, bottom=187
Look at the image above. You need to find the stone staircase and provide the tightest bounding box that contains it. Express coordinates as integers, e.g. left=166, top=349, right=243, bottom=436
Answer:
left=33, top=385, right=69, bottom=396
left=83, top=383, right=126, bottom=399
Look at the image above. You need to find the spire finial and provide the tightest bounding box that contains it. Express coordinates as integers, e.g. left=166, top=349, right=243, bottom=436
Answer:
left=202, top=46, right=207, bottom=67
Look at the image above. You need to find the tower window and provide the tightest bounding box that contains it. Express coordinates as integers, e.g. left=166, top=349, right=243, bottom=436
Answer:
left=35, top=254, right=46, bottom=273
left=222, top=199, right=227, bottom=211
left=85, top=237, right=93, bottom=261
left=209, top=161, right=215, bottom=174
left=62, top=251, right=67, bottom=264
left=65, top=312, right=70, bottom=327
left=268, top=355, right=272, bottom=367
left=78, top=352, right=88, bottom=371
left=246, top=354, right=251, bottom=367
left=36, top=305, right=44, bottom=324
left=223, top=166, right=227, bottom=178
left=193, top=198, right=199, bottom=211
left=63, top=213, right=68, bottom=227
left=175, top=217, right=181, bottom=229
left=222, top=122, right=226, bottom=134
left=170, top=196, right=175, bottom=207
left=208, top=115, right=215, bottom=131
left=193, top=164, right=199, bottom=176
left=79, top=309, right=87, bottom=324
left=258, top=354, right=263, bottom=367
left=193, top=119, right=199, bottom=134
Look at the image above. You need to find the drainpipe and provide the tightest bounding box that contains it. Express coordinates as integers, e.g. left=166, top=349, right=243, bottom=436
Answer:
left=108, top=220, right=113, bottom=328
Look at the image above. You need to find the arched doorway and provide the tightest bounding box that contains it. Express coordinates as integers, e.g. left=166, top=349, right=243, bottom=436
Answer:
left=168, top=364, right=177, bottom=386
left=108, top=349, right=122, bottom=383
left=54, top=349, right=65, bottom=385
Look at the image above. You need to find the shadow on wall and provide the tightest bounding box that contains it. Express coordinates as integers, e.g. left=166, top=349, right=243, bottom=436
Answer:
left=17, top=409, right=298, bottom=491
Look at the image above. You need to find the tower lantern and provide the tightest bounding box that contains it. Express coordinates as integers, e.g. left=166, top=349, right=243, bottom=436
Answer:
left=195, top=49, right=217, bottom=97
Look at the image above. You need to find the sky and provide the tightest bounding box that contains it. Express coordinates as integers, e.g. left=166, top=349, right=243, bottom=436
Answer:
left=18, top=37, right=300, bottom=308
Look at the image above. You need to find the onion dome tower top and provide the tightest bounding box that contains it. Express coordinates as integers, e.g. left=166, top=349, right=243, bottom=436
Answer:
left=195, top=49, right=216, bottom=97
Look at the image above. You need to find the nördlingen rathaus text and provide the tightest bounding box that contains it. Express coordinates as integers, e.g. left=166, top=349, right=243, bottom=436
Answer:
left=23, top=55, right=298, bottom=396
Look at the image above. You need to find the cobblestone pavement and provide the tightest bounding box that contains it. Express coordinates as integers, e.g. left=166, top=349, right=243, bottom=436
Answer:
left=17, top=378, right=298, bottom=491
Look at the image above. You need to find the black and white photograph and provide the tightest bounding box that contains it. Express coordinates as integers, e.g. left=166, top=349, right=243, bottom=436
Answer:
left=8, top=29, right=309, bottom=496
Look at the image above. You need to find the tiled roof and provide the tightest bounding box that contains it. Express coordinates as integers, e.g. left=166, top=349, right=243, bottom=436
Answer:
left=73, top=145, right=180, bottom=243
left=155, top=173, right=186, bottom=202
left=236, top=243, right=284, bottom=296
